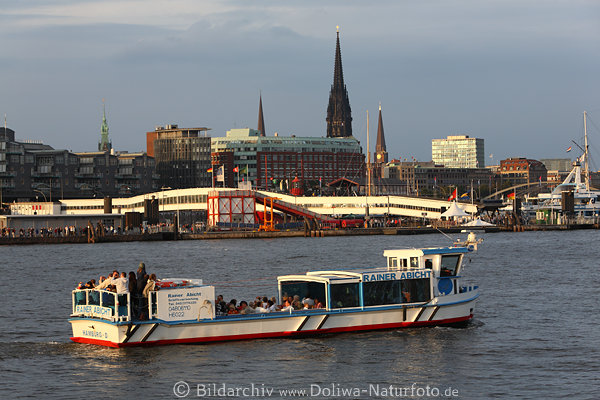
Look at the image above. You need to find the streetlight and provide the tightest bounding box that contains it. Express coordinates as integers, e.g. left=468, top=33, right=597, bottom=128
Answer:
left=33, top=189, right=47, bottom=202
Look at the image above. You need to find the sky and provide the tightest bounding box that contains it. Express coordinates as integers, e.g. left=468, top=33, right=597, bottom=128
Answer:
left=1, top=0, right=600, bottom=166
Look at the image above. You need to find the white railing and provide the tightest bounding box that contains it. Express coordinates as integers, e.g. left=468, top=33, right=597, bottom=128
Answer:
left=71, top=289, right=131, bottom=322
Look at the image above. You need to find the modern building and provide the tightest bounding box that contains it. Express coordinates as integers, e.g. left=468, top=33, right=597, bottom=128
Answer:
left=211, top=128, right=364, bottom=191
left=499, top=158, right=547, bottom=186
left=148, top=124, right=212, bottom=189
left=540, top=158, right=572, bottom=172
left=432, top=135, right=485, bottom=169
left=326, top=27, right=353, bottom=138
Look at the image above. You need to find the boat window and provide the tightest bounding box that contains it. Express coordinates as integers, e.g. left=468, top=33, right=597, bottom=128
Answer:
left=410, top=257, right=419, bottom=268
left=363, top=280, right=402, bottom=306
left=280, top=281, right=326, bottom=305
left=330, top=283, right=360, bottom=309
left=400, top=259, right=407, bottom=268
left=440, top=255, right=461, bottom=276
left=388, top=258, right=398, bottom=269
left=424, top=259, right=433, bottom=269
left=401, top=279, right=431, bottom=303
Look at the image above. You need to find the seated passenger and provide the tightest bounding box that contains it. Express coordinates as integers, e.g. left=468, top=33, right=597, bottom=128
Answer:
left=239, top=301, right=256, bottom=314
left=227, top=304, right=239, bottom=314
left=280, top=299, right=293, bottom=312
left=314, top=298, right=324, bottom=309
left=266, top=299, right=278, bottom=312
left=302, top=294, right=315, bottom=307
left=292, top=300, right=302, bottom=310
left=254, top=302, right=268, bottom=313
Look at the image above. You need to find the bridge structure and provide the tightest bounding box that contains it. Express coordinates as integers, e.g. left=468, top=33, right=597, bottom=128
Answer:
left=56, top=187, right=479, bottom=221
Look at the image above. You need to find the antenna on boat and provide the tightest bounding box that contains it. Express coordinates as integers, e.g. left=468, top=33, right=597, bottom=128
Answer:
left=435, top=227, right=455, bottom=243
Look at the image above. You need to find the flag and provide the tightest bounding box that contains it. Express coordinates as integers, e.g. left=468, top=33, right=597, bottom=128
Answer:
left=566, top=146, right=572, bottom=152
left=207, top=167, right=213, bottom=173
left=233, top=166, right=239, bottom=173
left=507, top=192, right=515, bottom=200
left=448, top=188, right=457, bottom=201
left=216, top=165, right=225, bottom=182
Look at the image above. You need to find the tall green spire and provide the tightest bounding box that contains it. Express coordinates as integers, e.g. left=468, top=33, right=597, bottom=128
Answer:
left=98, top=100, right=112, bottom=152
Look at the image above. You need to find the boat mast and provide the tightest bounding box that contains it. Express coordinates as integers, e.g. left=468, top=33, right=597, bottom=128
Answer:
left=366, top=110, right=372, bottom=196
left=584, top=110, right=590, bottom=191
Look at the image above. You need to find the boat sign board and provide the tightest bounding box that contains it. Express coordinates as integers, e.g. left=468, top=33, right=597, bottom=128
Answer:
left=75, top=304, right=113, bottom=319
left=156, top=286, right=215, bottom=321
left=362, top=270, right=431, bottom=282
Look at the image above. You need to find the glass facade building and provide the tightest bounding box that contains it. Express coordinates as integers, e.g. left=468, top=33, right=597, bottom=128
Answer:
left=431, top=135, right=485, bottom=169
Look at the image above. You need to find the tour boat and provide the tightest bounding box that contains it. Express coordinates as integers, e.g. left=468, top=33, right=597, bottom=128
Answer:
left=69, top=246, right=479, bottom=347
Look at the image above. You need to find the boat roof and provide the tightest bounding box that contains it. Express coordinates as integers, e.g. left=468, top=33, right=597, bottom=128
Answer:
left=383, top=246, right=469, bottom=258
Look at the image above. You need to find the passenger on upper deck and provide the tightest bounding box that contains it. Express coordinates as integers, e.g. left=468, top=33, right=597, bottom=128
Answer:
left=143, top=274, right=157, bottom=298
left=115, top=272, right=129, bottom=294
left=302, top=294, right=314, bottom=307
left=136, top=263, right=147, bottom=295
left=95, top=271, right=119, bottom=290
left=280, top=299, right=293, bottom=312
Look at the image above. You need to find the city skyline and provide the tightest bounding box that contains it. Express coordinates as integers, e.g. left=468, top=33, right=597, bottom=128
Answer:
left=1, top=1, right=599, bottom=165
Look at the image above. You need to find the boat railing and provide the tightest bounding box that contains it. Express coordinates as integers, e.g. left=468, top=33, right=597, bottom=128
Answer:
left=71, top=289, right=132, bottom=322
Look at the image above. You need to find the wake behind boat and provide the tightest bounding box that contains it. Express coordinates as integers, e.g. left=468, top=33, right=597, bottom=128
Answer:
left=69, top=246, right=479, bottom=347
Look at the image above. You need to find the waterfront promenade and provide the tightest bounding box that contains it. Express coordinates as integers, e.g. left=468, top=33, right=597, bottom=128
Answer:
left=2, top=223, right=599, bottom=245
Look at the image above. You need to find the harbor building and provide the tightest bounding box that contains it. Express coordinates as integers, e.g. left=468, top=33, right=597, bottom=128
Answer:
left=432, top=135, right=485, bottom=169
left=0, top=112, right=157, bottom=202
left=326, top=27, right=353, bottom=138
left=499, top=158, right=547, bottom=186
left=211, top=128, right=364, bottom=191
left=148, top=124, right=212, bottom=189
left=384, top=161, right=493, bottom=197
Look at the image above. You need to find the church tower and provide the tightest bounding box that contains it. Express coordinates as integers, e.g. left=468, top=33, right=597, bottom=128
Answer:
left=326, top=27, right=352, bottom=138
left=374, top=104, right=388, bottom=165
left=98, top=101, right=112, bottom=152
left=257, top=93, right=266, bottom=137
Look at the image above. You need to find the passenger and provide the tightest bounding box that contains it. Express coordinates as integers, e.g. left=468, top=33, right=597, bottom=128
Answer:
left=89, top=279, right=96, bottom=288
left=302, top=294, right=315, bottom=307
left=95, top=271, right=118, bottom=290
left=229, top=299, right=237, bottom=310
left=239, top=301, right=253, bottom=314
left=143, top=273, right=157, bottom=298
left=254, top=301, right=268, bottom=313
left=84, top=281, right=95, bottom=289
left=136, top=263, right=147, bottom=294
left=215, top=295, right=227, bottom=316
left=292, top=300, right=303, bottom=310
left=77, top=282, right=85, bottom=289
left=267, top=299, right=278, bottom=312
left=128, top=272, right=137, bottom=294
left=227, top=304, right=239, bottom=314
left=280, top=299, right=293, bottom=312
left=115, top=272, right=129, bottom=294
left=314, top=298, right=324, bottom=309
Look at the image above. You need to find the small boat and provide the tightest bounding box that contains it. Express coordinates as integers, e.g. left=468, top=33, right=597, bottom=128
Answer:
left=69, top=246, right=479, bottom=347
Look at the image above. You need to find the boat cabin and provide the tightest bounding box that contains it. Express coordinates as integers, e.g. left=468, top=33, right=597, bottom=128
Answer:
left=277, top=247, right=469, bottom=309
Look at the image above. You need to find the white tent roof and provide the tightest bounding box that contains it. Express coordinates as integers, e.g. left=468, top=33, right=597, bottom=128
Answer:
left=463, top=218, right=495, bottom=227
left=441, top=201, right=469, bottom=218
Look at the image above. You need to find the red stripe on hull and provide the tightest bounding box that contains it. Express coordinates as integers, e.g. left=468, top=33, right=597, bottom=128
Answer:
left=71, top=314, right=473, bottom=348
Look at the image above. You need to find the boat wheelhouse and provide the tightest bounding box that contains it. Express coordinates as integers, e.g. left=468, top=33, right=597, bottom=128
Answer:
left=69, top=246, right=479, bottom=347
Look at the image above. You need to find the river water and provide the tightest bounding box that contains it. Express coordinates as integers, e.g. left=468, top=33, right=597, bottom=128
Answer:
left=0, top=230, right=598, bottom=399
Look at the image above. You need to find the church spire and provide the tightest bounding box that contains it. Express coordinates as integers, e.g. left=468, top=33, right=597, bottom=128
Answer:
left=257, top=93, right=266, bottom=137
left=98, top=99, right=112, bottom=152
left=326, top=26, right=352, bottom=138
left=375, top=103, right=388, bottom=164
